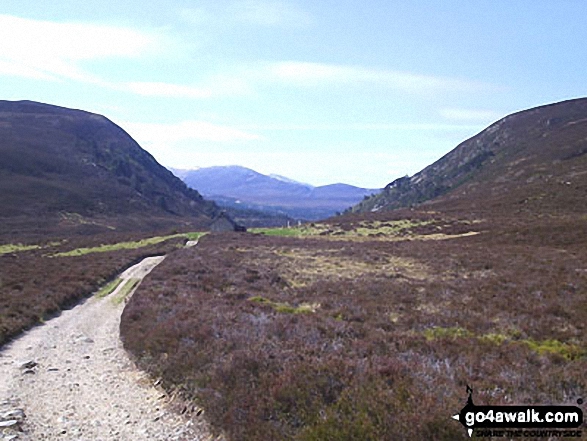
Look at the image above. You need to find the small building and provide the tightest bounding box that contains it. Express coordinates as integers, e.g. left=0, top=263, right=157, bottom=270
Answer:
left=209, top=211, right=247, bottom=233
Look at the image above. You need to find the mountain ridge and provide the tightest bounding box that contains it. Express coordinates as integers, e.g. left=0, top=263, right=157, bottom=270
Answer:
left=174, top=165, right=379, bottom=220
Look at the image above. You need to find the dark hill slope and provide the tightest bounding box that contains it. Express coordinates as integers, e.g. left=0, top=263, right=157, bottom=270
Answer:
left=351, top=98, right=587, bottom=217
left=0, top=100, right=219, bottom=233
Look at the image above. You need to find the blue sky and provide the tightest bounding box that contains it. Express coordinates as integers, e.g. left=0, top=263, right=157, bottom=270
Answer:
left=1, top=1, right=586, bottom=188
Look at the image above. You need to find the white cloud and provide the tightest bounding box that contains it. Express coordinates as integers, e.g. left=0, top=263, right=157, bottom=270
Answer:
left=439, top=108, right=503, bottom=122
left=266, top=61, right=487, bottom=93
left=0, top=14, right=253, bottom=100
left=0, top=14, right=159, bottom=83
left=0, top=59, right=58, bottom=81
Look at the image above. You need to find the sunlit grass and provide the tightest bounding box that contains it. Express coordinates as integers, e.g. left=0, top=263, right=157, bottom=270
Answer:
left=249, top=295, right=320, bottom=314
left=0, top=241, right=62, bottom=255
left=251, top=226, right=325, bottom=237
left=0, top=243, right=41, bottom=255
left=52, top=232, right=205, bottom=257
left=253, top=219, right=480, bottom=242
left=95, top=278, right=123, bottom=298
left=423, top=326, right=586, bottom=360
left=112, top=278, right=141, bottom=305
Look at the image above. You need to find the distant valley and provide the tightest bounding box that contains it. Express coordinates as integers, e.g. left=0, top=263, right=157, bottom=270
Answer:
left=2, top=98, right=587, bottom=440
left=171, top=165, right=380, bottom=221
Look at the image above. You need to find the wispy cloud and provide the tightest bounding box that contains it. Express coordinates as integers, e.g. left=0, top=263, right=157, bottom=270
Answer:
left=265, top=61, right=488, bottom=94
left=0, top=59, right=58, bottom=81
left=123, top=120, right=263, bottom=144
left=0, top=14, right=159, bottom=83
left=121, top=120, right=263, bottom=170
left=0, top=14, right=252, bottom=100
left=439, top=107, right=503, bottom=122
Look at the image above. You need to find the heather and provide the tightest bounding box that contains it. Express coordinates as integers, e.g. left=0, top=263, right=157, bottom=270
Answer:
left=0, top=231, right=191, bottom=346
left=121, top=213, right=587, bottom=440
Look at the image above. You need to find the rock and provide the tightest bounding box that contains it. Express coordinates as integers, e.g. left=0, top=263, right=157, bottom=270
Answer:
left=1, top=409, right=25, bottom=422
left=19, top=360, right=37, bottom=370
left=0, top=419, right=19, bottom=428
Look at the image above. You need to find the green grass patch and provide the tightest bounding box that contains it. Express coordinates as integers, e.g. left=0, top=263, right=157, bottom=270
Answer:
left=251, top=224, right=334, bottom=237
left=353, top=219, right=434, bottom=236
left=249, top=295, right=319, bottom=314
left=0, top=241, right=63, bottom=255
left=423, top=326, right=474, bottom=341
left=253, top=219, right=465, bottom=241
left=423, top=326, right=585, bottom=360
left=479, top=332, right=510, bottom=345
left=0, top=243, right=41, bottom=255
left=251, top=224, right=330, bottom=238
left=252, top=227, right=306, bottom=237
left=112, top=278, right=141, bottom=305
left=95, top=278, right=124, bottom=298
left=52, top=232, right=205, bottom=257
left=183, top=232, right=206, bottom=241
left=521, top=338, right=586, bottom=360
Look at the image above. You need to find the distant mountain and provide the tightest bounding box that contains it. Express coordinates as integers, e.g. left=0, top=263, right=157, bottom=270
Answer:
left=0, top=100, right=220, bottom=234
left=268, top=174, right=307, bottom=185
left=173, top=165, right=379, bottom=220
left=351, top=98, right=587, bottom=217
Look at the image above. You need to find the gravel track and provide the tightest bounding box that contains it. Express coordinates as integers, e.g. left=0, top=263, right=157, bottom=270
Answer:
left=0, top=256, right=217, bottom=441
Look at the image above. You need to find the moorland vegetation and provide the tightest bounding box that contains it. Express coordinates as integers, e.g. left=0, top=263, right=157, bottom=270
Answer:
left=1, top=98, right=586, bottom=440
left=121, top=212, right=587, bottom=440
left=0, top=230, right=202, bottom=346
left=121, top=99, right=587, bottom=440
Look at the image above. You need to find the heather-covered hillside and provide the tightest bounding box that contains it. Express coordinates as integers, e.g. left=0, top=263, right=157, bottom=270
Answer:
left=0, top=100, right=219, bottom=236
left=352, top=98, right=587, bottom=216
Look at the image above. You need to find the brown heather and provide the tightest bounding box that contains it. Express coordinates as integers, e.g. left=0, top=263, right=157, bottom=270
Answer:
left=3, top=98, right=587, bottom=440
left=121, top=211, right=587, bottom=440
left=0, top=232, right=186, bottom=346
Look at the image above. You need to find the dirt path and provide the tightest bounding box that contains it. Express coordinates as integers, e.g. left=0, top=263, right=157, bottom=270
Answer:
left=0, top=256, right=216, bottom=441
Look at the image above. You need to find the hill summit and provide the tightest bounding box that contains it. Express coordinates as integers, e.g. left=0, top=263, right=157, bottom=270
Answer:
left=0, top=100, right=219, bottom=234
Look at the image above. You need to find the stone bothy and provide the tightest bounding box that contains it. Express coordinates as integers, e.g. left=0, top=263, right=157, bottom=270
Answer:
left=209, top=211, right=247, bottom=233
